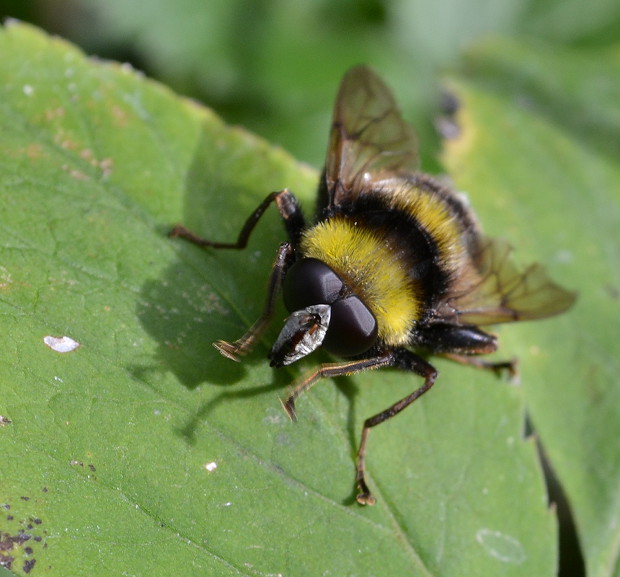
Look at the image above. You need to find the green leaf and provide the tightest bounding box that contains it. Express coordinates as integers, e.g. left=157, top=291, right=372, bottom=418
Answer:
left=443, top=39, right=620, bottom=577
left=5, top=22, right=613, bottom=577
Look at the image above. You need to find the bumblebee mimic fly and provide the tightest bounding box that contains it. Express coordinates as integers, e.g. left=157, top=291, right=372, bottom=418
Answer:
left=171, top=66, right=575, bottom=505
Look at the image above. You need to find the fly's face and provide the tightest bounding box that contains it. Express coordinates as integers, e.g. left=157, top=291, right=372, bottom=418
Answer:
left=269, top=258, right=378, bottom=367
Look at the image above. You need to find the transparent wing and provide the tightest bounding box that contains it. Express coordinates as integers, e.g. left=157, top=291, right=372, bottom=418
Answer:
left=325, top=65, right=419, bottom=208
left=442, top=238, right=576, bottom=326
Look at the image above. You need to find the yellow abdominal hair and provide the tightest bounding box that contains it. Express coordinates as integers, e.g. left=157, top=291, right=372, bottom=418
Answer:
left=301, top=218, right=420, bottom=346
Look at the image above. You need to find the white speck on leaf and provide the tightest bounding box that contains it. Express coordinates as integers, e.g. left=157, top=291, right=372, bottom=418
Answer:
left=44, top=335, right=80, bottom=353
left=205, top=461, right=217, bottom=472
left=476, top=528, right=526, bottom=564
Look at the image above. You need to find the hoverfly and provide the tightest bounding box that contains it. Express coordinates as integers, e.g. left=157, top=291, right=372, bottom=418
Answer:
left=171, top=66, right=575, bottom=505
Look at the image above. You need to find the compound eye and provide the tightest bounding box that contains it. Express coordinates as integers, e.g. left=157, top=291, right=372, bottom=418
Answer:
left=283, top=258, right=343, bottom=312
left=323, top=296, right=378, bottom=357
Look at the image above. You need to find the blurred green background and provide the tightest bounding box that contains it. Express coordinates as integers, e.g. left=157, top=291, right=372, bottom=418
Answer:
left=5, top=0, right=618, bottom=171
left=2, top=2, right=618, bottom=576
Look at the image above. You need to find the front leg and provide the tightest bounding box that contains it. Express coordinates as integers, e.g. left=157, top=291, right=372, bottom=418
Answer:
left=169, top=189, right=307, bottom=358
left=214, top=242, right=295, bottom=360
left=169, top=188, right=306, bottom=249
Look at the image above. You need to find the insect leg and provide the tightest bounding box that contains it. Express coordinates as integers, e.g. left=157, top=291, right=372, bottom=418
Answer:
left=281, top=353, right=396, bottom=421
left=280, top=350, right=435, bottom=504
left=169, top=188, right=306, bottom=249
left=418, top=324, right=517, bottom=379
left=214, top=242, right=295, bottom=360
left=440, top=352, right=518, bottom=380
left=355, top=350, right=437, bottom=505
left=170, top=189, right=306, bottom=360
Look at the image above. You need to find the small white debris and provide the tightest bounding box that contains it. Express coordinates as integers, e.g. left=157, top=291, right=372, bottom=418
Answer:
left=205, top=461, right=217, bottom=472
left=44, top=335, right=80, bottom=353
